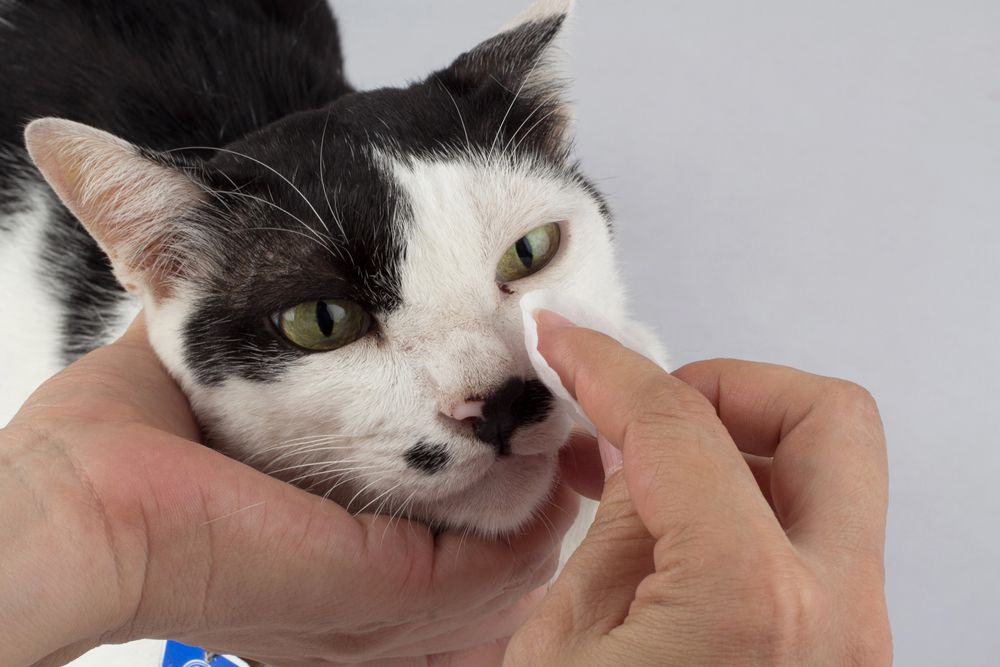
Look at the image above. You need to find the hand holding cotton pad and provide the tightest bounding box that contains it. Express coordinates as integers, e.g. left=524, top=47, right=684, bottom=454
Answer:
left=520, top=289, right=668, bottom=437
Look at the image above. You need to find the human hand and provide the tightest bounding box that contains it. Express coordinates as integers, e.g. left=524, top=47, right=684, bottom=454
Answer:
left=0, top=316, right=577, bottom=667
left=507, top=314, right=891, bottom=666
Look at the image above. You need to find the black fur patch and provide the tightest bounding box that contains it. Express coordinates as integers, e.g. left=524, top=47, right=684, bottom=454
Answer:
left=1, top=1, right=597, bottom=386
left=0, top=0, right=350, bottom=363
left=404, top=442, right=451, bottom=475
left=475, top=378, right=554, bottom=457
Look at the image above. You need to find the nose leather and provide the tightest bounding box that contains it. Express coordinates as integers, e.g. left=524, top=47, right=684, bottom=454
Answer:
left=475, top=378, right=525, bottom=457
left=447, top=400, right=486, bottom=422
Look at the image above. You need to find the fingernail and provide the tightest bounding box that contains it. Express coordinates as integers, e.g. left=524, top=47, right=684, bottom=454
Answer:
left=535, top=309, right=576, bottom=337
left=598, top=434, right=623, bottom=478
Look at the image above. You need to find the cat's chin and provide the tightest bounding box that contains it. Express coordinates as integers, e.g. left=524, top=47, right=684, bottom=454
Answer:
left=413, top=452, right=560, bottom=537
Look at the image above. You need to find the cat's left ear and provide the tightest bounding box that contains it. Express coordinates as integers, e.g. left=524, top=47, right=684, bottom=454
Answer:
left=438, top=0, right=574, bottom=119
left=25, top=118, right=208, bottom=299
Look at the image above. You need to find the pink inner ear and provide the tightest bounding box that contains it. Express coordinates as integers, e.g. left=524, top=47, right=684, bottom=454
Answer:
left=24, top=118, right=204, bottom=300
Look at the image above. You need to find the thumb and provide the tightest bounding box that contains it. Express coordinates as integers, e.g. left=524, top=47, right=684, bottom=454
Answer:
left=534, top=456, right=655, bottom=638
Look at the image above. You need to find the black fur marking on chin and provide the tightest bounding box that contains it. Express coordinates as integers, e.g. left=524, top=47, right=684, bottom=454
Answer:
left=405, top=442, right=451, bottom=475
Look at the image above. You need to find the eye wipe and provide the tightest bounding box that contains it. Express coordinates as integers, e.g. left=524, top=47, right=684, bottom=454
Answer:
left=519, top=289, right=668, bottom=436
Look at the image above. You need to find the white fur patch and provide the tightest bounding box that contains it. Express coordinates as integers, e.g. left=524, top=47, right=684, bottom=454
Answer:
left=0, top=189, right=62, bottom=425
left=505, top=0, right=575, bottom=32
left=0, top=186, right=140, bottom=425
left=521, top=288, right=668, bottom=435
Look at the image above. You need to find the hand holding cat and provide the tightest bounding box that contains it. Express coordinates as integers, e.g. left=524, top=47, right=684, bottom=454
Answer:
left=0, top=316, right=577, bottom=667
left=506, top=314, right=892, bottom=666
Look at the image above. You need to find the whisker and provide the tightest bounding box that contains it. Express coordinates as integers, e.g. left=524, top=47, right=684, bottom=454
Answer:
left=166, top=145, right=332, bottom=241
left=513, top=107, right=561, bottom=155
left=454, top=523, right=472, bottom=568
left=286, top=465, right=380, bottom=487
left=256, top=432, right=369, bottom=452
left=241, top=226, right=338, bottom=257
left=489, top=52, right=546, bottom=160
left=435, top=76, right=471, bottom=154
left=318, top=109, right=349, bottom=243
left=354, top=481, right=405, bottom=516
left=344, top=475, right=386, bottom=513
left=220, top=190, right=331, bottom=247
left=501, top=97, right=550, bottom=156
left=201, top=501, right=267, bottom=526
left=265, top=459, right=376, bottom=478
left=262, top=445, right=359, bottom=468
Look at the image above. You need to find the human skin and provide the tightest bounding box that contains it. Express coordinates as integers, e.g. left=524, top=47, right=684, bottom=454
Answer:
left=506, top=313, right=892, bottom=666
left=0, top=317, right=578, bottom=667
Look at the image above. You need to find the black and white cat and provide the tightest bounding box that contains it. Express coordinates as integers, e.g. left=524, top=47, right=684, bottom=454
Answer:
left=1, top=0, right=660, bottom=546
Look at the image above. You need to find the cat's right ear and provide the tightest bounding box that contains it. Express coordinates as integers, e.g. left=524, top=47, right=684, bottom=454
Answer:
left=439, top=0, right=574, bottom=101
left=25, top=118, right=206, bottom=298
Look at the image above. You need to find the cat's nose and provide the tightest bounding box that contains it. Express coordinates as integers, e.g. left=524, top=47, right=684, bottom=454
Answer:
left=441, top=379, right=554, bottom=458
left=474, top=378, right=543, bottom=458
left=444, top=400, right=486, bottom=422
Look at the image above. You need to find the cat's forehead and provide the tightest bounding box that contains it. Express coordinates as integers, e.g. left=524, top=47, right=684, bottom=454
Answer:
left=195, top=84, right=576, bottom=304
left=179, top=140, right=591, bottom=385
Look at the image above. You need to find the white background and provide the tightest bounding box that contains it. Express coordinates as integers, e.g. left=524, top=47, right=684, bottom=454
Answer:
left=331, top=1, right=1000, bottom=665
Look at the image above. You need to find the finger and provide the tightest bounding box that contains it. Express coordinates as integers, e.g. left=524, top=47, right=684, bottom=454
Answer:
left=381, top=587, right=546, bottom=658
left=534, top=469, right=656, bottom=637
left=743, top=453, right=774, bottom=510
left=356, top=483, right=579, bottom=622
left=536, top=314, right=779, bottom=554
left=673, top=359, right=889, bottom=566
left=559, top=431, right=604, bottom=500
left=426, top=638, right=509, bottom=667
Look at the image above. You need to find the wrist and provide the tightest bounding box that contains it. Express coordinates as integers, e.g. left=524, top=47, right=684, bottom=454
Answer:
left=0, top=424, right=144, bottom=665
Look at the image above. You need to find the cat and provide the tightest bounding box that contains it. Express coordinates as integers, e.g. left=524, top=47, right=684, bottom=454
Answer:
left=0, top=0, right=660, bottom=546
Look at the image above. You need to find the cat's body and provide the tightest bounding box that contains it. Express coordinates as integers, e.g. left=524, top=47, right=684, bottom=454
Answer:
left=3, top=0, right=658, bottom=572
left=1, top=0, right=348, bottom=425
left=1, top=0, right=351, bottom=420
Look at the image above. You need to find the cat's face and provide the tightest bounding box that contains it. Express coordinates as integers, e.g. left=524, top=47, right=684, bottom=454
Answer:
left=156, top=148, right=621, bottom=535
left=26, top=0, right=636, bottom=535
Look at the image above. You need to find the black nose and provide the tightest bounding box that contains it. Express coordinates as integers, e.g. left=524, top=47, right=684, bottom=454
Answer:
left=474, top=378, right=553, bottom=457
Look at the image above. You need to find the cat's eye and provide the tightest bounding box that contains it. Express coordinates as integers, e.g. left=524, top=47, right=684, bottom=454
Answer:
left=496, top=223, right=561, bottom=283
left=274, top=299, right=371, bottom=351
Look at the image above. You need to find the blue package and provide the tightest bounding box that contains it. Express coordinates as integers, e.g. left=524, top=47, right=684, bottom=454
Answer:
left=162, top=641, right=245, bottom=667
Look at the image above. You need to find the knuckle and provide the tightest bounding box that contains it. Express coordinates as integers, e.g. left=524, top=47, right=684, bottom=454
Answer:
left=828, top=379, right=882, bottom=423
left=640, top=372, right=715, bottom=417
left=731, top=559, right=825, bottom=661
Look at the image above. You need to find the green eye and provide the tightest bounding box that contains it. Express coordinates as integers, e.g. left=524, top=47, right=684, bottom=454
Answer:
left=275, top=299, right=371, bottom=351
left=496, top=223, right=561, bottom=283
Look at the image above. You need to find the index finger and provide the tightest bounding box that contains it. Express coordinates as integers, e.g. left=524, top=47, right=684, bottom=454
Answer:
left=673, top=359, right=889, bottom=566
left=535, top=313, right=782, bottom=556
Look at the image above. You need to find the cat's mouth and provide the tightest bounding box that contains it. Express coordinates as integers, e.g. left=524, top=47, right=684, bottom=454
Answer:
left=408, top=450, right=560, bottom=536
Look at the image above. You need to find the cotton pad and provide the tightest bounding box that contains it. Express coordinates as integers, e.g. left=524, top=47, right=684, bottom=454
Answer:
left=520, top=289, right=668, bottom=436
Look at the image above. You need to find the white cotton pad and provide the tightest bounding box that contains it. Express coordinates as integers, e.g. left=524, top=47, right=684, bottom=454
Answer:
left=520, top=289, right=668, bottom=436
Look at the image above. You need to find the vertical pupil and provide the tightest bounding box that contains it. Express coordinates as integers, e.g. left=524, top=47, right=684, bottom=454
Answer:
left=315, top=300, right=335, bottom=337
left=515, top=237, right=534, bottom=268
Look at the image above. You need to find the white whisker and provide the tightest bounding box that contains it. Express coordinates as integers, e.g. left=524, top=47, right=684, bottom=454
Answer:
left=166, top=145, right=332, bottom=242
left=318, top=109, right=349, bottom=243
left=489, top=52, right=546, bottom=159
left=435, top=76, right=471, bottom=154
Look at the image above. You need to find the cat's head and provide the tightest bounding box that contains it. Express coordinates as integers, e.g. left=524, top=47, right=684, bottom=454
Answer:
left=25, top=0, right=641, bottom=535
